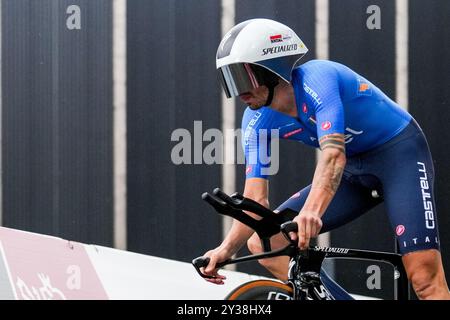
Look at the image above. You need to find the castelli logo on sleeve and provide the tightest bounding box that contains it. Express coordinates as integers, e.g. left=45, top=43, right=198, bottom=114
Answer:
left=303, top=82, right=322, bottom=106
left=396, top=225, right=406, bottom=236
left=418, top=162, right=435, bottom=229
left=246, top=166, right=252, bottom=175
left=321, top=121, right=332, bottom=131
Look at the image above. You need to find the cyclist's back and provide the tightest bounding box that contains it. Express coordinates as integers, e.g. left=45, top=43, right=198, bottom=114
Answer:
left=242, top=59, right=413, bottom=167
left=294, top=60, right=411, bottom=154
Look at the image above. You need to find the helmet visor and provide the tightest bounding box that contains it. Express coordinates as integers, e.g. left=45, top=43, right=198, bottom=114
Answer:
left=218, top=63, right=264, bottom=98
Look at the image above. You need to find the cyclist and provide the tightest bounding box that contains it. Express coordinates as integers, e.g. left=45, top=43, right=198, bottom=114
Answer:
left=201, top=18, right=449, bottom=299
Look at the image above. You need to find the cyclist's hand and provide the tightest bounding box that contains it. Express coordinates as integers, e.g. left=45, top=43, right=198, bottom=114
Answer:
left=202, top=248, right=230, bottom=285
left=292, top=211, right=323, bottom=250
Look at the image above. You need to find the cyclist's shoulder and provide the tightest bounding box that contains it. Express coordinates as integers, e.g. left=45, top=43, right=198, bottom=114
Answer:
left=294, top=59, right=353, bottom=80
left=293, top=60, right=345, bottom=95
left=241, top=106, right=277, bottom=131
left=295, top=59, right=340, bottom=72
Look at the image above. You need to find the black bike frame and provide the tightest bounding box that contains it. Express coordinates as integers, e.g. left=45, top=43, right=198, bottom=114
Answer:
left=193, top=188, right=410, bottom=300
left=193, top=242, right=409, bottom=300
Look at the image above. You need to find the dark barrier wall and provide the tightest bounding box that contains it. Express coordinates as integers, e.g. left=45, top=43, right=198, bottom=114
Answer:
left=234, top=0, right=317, bottom=275
left=409, top=0, right=450, bottom=290
left=2, top=0, right=113, bottom=245
left=126, top=0, right=223, bottom=260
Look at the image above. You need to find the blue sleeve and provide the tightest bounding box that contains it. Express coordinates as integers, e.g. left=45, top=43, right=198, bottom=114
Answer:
left=241, top=108, right=272, bottom=180
left=303, top=64, right=345, bottom=143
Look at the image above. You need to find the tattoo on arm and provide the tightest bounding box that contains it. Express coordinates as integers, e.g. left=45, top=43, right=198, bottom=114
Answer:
left=312, top=133, right=346, bottom=195
left=312, top=164, right=344, bottom=195
left=330, top=166, right=344, bottom=193
left=319, top=133, right=346, bottom=154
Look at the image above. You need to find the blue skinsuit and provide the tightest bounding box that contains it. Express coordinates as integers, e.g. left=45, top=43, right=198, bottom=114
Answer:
left=241, top=60, right=440, bottom=299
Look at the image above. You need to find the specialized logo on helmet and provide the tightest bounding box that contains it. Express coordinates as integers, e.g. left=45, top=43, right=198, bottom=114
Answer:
left=262, top=44, right=298, bottom=56
left=321, top=121, right=332, bottom=131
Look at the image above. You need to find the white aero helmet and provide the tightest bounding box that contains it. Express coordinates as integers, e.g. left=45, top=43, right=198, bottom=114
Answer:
left=216, top=18, right=308, bottom=98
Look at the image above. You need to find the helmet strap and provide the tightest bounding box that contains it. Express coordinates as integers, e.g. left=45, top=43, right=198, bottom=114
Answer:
left=265, top=85, right=275, bottom=106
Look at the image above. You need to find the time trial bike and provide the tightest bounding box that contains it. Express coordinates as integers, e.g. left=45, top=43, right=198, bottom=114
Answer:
left=192, top=188, right=410, bottom=300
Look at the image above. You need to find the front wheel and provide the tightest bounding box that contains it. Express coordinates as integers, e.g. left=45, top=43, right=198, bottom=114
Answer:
left=225, top=280, right=293, bottom=300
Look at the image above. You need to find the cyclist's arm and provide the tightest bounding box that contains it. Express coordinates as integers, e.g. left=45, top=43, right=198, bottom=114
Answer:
left=220, top=178, right=269, bottom=255
left=293, top=144, right=345, bottom=250
left=295, top=64, right=347, bottom=248
left=303, top=64, right=346, bottom=217
left=203, top=178, right=268, bottom=283
left=303, top=144, right=346, bottom=217
left=203, top=109, right=273, bottom=282
left=219, top=107, right=272, bottom=254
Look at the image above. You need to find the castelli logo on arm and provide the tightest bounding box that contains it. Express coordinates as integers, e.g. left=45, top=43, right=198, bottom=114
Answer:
left=244, top=111, right=262, bottom=146
left=418, top=162, right=435, bottom=229
left=303, top=83, right=322, bottom=106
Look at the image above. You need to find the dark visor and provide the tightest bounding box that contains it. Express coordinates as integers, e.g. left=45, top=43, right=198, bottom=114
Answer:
left=217, top=63, right=265, bottom=98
